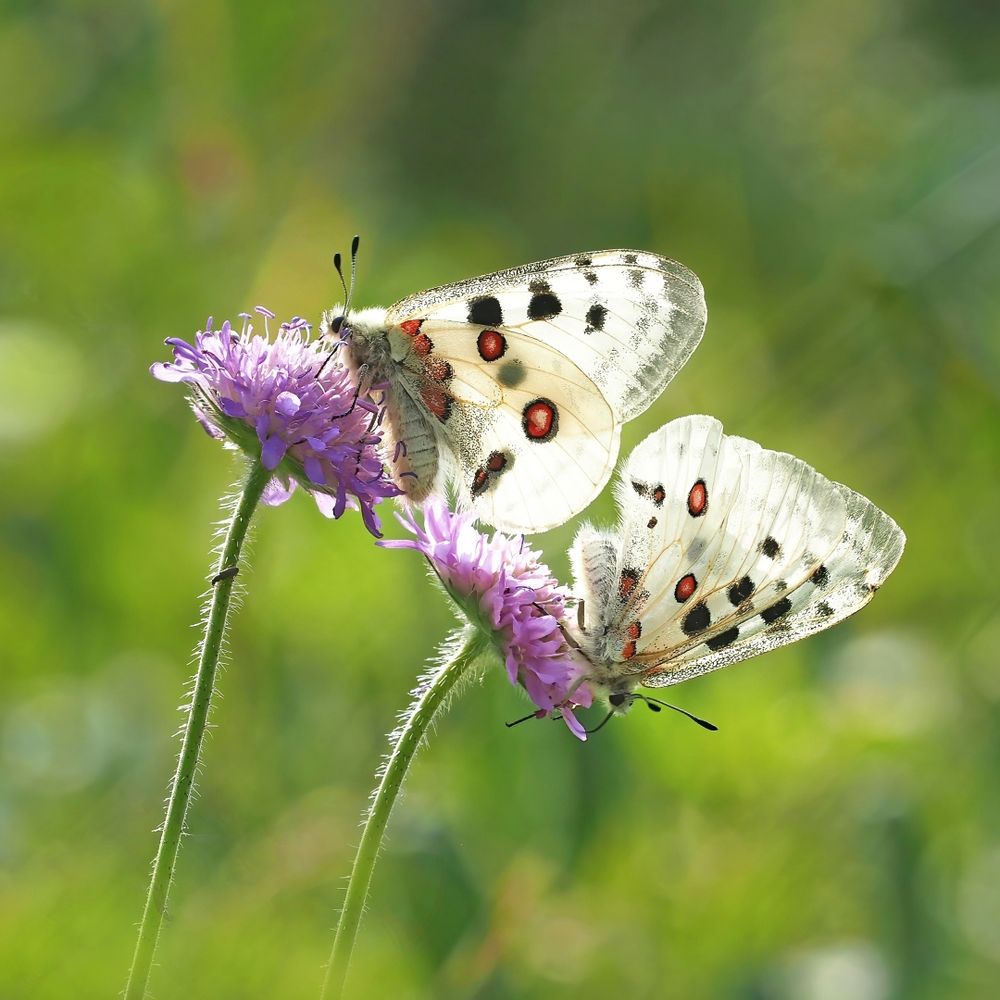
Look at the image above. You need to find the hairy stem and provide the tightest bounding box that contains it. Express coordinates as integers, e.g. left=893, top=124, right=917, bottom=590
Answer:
left=322, top=627, right=491, bottom=999
left=124, top=459, right=270, bottom=1000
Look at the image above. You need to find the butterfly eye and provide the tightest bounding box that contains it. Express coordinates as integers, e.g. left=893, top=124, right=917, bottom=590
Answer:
left=330, top=314, right=346, bottom=334
left=609, top=692, right=627, bottom=708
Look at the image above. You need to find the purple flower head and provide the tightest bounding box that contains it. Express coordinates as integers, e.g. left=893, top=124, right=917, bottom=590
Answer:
left=151, top=308, right=402, bottom=536
left=382, top=498, right=594, bottom=739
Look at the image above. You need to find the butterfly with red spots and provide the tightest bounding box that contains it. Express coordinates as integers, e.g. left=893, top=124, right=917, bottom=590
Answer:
left=323, top=250, right=706, bottom=533
left=568, top=415, right=905, bottom=719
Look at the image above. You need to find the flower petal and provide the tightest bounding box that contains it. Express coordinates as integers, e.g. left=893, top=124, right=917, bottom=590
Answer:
left=260, top=434, right=288, bottom=469
left=262, top=477, right=296, bottom=506
left=561, top=705, right=588, bottom=742
left=275, top=390, right=301, bottom=416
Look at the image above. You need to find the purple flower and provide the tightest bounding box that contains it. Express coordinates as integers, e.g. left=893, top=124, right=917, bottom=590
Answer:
left=152, top=308, right=402, bottom=536
left=382, top=499, right=594, bottom=739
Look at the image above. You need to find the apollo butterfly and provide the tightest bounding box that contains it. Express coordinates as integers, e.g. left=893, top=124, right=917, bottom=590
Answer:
left=568, top=415, right=905, bottom=720
left=323, top=249, right=706, bottom=533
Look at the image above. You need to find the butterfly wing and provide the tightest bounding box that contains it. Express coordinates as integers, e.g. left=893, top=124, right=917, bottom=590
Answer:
left=570, top=415, right=905, bottom=685
left=383, top=250, right=706, bottom=532
left=387, top=322, right=618, bottom=533
left=640, top=481, right=905, bottom=688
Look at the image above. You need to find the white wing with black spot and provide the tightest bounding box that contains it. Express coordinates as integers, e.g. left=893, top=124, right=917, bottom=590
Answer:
left=387, top=249, right=706, bottom=424
left=364, top=249, right=706, bottom=533
left=569, top=415, right=905, bottom=686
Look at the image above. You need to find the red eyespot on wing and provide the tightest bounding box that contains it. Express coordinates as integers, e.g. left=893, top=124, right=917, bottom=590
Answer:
left=412, top=333, right=433, bottom=356
left=618, top=568, right=639, bottom=601
left=522, top=398, right=558, bottom=441
left=471, top=451, right=508, bottom=497
left=421, top=386, right=452, bottom=422
left=399, top=319, right=423, bottom=336
left=626, top=620, right=642, bottom=640
left=425, top=358, right=452, bottom=383
left=477, top=329, right=507, bottom=362
left=471, top=466, right=489, bottom=495
left=652, top=485, right=666, bottom=507
left=687, top=479, right=708, bottom=517
left=621, top=641, right=637, bottom=660
left=674, top=573, right=697, bottom=603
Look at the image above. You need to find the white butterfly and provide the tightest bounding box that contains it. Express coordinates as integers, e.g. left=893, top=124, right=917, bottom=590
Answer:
left=322, top=249, right=707, bottom=534
left=567, top=415, right=905, bottom=722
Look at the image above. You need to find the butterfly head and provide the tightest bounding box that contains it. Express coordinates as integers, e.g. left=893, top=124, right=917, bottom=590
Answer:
left=588, top=688, right=718, bottom=734
left=608, top=689, right=639, bottom=716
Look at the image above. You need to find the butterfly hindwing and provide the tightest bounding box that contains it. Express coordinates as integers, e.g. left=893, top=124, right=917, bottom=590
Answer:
left=389, top=321, right=618, bottom=533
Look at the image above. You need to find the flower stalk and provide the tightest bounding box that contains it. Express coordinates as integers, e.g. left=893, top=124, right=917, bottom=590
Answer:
left=124, top=458, right=270, bottom=1000
left=322, top=627, right=492, bottom=999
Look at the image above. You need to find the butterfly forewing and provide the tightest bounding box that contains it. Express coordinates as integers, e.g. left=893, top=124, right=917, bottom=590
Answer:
left=642, top=483, right=905, bottom=687
left=386, top=250, right=706, bottom=425
left=570, top=415, right=904, bottom=690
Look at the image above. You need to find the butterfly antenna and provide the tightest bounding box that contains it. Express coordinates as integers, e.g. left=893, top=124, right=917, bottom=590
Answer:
left=641, top=696, right=718, bottom=731
left=316, top=242, right=358, bottom=379
left=328, top=249, right=349, bottom=337
left=505, top=711, right=542, bottom=729
left=332, top=235, right=361, bottom=335
left=585, top=709, right=616, bottom=736
left=346, top=234, right=360, bottom=317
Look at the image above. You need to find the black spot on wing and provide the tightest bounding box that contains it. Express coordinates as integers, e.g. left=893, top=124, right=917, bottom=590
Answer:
left=583, top=270, right=598, bottom=285
left=811, top=564, right=829, bottom=587
left=622, top=253, right=638, bottom=264
left=760, top=597, right=792, bottom=624
left=468, top=296, right=502, bottom=326
left=761, top=536, right=781, bottom=559
left=705, top=626, right=739, bottom=651
left=586, top=303, right=607, bottom=332
left=497, top=360, right=526, bottom=387
left=682, top=601, right=711, bottom=635
left=528, top=290, right=562, bottom=320
left=728, top=576, right=754, bottom=606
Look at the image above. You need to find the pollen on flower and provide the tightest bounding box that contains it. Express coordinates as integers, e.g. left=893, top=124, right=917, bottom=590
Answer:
left=151, top=310, right=402, bottom=536
left=381, top=499, right=594, bottom=739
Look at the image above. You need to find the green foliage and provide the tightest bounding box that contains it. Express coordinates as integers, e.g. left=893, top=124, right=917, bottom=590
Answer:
left=1, top=1, right=998, bottom=997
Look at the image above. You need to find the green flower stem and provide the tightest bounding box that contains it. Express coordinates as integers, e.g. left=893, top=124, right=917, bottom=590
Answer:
left=322, top=626, right=492, bottom=999
left=124, top=458, right=271, bottom=1000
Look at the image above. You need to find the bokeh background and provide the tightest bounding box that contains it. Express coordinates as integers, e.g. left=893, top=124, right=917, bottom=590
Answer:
left=2, top=1, right=999, bottom=997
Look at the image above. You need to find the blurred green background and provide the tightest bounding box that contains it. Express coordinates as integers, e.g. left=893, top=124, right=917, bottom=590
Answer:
left=2, top=1, right=999, bottom=997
